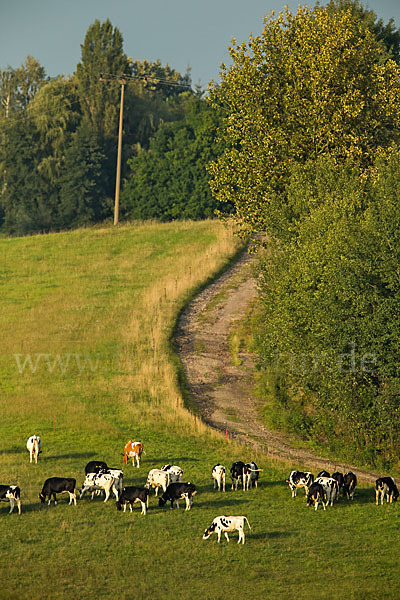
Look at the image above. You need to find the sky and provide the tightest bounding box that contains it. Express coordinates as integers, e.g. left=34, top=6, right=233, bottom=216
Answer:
left=2, top=0, right=400, bottom=89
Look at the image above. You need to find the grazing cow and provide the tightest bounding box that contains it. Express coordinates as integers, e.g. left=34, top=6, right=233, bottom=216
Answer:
left=84, top=460, right=108, bottom=474
left=39, top=477, right=76, bottom=506
left=116, top=486, right=149, bottom=515
left=161, top=464, right=183, bottom=483
left=316, top=470, right=330, bottom=478
left=202, top=516, right=251, bottom=544
left=230, top=461, right=246, bottom=491
left=244, top=461, right=261, bottom=490
left=100, top=468, right=124, bottom=495
left=158, top=482, right=197, bottom=510
left=123, top=441, right=144, bottom=467
left=306, top=482, right=327, bottom=511
left=80, top=472, right=119, bottom=502
left=145, top=469, right=170, bottom=496
left=315, top=477, right=339, bottom=506
left=26, top=435, right=41, bottom=464
left=212, top=464, right=226, bottom=492
left=331, top=472, right=344, bottom=493
left=287, top=471, right=314, bottom=497
left=343, top=471, right=357, bottom=500
left=375, top=477, right=399, bottom=505
left=0, top=485, right=21, bottom=514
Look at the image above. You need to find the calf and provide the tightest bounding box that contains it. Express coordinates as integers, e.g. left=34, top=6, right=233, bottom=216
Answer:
left=80, top=472, right=119, bottom=502
left=343, top=471, right=357, bottom=500
left=27, top=435, right=41, bottom=464
left=158, top=482, right=197, bottom=510
left=145, top=469, right=170, bottom=496
left=315, top=477, right=339, bottom=507
left=84, top=460, right=108, bottom=474
left=230, top=461, right=246, bottom=491
left=306, top=482, right=327, bottom=511
left=39, top=477, right=76, bottom=506
left=123, top=441, right=144, bottom=467
left=212, top=464, right=226, bottom=492
left=244, top=461, right=261, bottom=490
left=116, top=486, right=149, bottom=515
left=0, top=485, right=21, bottom=514
left=375, top=477, right=399, bottom=505
left=287, top=470, right=314, bottom=497
left=161, top=464, right=183, bottom=483
left=202, top=515, right=251, bottom=544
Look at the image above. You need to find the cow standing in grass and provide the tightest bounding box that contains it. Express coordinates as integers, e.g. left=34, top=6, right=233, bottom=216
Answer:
left=202, top=516, right=251, bottom=544
left=27, top=435, right=41, bottom=464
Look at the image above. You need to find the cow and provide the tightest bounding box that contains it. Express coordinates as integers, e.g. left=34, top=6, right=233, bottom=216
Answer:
left=331, top=472, right=344, bottom=493
left=212, top=464, right=226, bottom=492
left=84, top=460, right=108, bottom=474
left=100, top=468, right=124, bottom=495
left=375, top=477, right=399, bottom=505
left=306, top=482, right=327, bottom=511
left=123, top=441, right=144, bottom=467
left=316, top=470, right=330, bottom=478
left=158, top=482, right=197, bottom=510
left=116, top=486, right=149, bottom=515
left=26, top=435, right=41, bottom=464
left=315, top=477, right=339, bottom=507
left=39, top=477, right=76, bottom=506
left=244, top=461, right=261, bottom=490
left=145, top=469, right=170, bottom=496
left=0, top=485, right=21, bottom=514
left=287, top=470, right=314, bottom=497
left=202, top=516, right=251, bottom=544
left=230, top=461, right=246, bottom=491
left=343, top=471, right=357, bottom=500
left=80, top=472, right=119, bottom=502
left=161, top=464, right=183, bottom=483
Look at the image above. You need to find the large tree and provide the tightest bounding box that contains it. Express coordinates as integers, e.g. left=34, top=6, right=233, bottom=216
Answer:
left=208, top=4, right=400, bottom=239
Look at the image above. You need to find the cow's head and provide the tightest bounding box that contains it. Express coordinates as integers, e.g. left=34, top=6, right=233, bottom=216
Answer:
left=122, top=453, right=128, bottom=465
left=39, top=492, right=46, bottom=503
left=202, top=522, right=216, bottom=540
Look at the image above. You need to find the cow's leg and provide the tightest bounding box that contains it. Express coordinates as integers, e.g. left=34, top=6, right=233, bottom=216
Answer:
left=375, top=489, right=379, bottom=505
left=217, top=530, right=221, bottom=543
left=224, top=532, right=230, bottom=543
left=9, top=498, right=14, bottom=514
left=140, top=501, right=146, bottom=515
left=103, top=485, right=110, bottom=502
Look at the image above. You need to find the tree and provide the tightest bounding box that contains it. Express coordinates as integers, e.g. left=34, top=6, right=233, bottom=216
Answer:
left=75, top=20, right=132, bottom=139
left=208, top=4, right=400, bottom=239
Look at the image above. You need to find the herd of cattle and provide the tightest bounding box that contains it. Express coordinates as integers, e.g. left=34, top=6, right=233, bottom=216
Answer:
left=1, top=436, right=399, bottom=543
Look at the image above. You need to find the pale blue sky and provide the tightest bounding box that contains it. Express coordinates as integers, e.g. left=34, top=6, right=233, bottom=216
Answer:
left=2, top=0, right=400, bottom=88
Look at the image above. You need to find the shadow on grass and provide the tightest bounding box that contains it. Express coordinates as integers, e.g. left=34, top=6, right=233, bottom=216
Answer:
left=0, top=448, right=27, bottom=456
left=251, top=531, right=293, bottom=540
left=194, top=497, right=248, bottom=509
left=39, top=452, right=97, bottom=461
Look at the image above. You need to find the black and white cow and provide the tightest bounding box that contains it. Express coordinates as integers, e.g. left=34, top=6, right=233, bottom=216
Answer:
left=306, top=482, right=327, bottom=511
left=331, top=472, right=344, bottom=493
left=84, top=460, right=108, bottom=474
left=202, top=515, right=251, bottom=544
left=230, top=462, right=246, bottom=491
left=316, top=470, right=330, bottom=479
left=0, top=485, right=21, bottom=514
left=343, top=471, right=357, bottom=500
left=315, top=477, right=339, bottom=507
left=80, top=472, right=119, bottom=502
left=212, top=464, right=226, bottom=492
left=375, top=477, right=399, bottom=505
left=287, top=470, right=314, bottom=497
left=158, top=482, right=197, bottom=510
left=39, top=477, right=76, bottom=506
left=161, top=464, right=183, bottom=483
left=116, top=486, right=149, bottom=515
left=244, top=462, right=261, bottom=490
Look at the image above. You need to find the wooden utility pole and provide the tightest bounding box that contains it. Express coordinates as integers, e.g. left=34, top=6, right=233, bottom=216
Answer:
left=114, top=77, right=126, bottom=226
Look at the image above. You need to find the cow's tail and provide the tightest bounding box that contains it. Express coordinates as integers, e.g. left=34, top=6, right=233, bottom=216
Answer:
left=244, top=517, right=252, bottom=531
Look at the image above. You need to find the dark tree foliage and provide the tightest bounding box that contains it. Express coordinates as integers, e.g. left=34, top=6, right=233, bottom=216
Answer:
left=121, top=97, right=229, bottom=221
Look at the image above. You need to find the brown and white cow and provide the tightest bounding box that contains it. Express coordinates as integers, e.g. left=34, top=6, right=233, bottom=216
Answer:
left=122, top=441, right=144, bottom=468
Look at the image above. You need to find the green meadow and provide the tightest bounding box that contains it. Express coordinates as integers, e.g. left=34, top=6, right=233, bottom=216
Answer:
left=1, top=221, right=399, bottom=600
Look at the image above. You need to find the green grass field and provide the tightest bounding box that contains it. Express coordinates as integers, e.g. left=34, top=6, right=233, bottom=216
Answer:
left=1, top=221, right=400, bottom=600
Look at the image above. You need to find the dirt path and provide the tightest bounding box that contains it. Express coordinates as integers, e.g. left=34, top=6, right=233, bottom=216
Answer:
left=175, top=249, right=380, bottom=485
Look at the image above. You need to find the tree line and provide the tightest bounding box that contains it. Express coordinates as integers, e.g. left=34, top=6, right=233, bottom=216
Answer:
left=0, top=20, right=226, bottom=235
left=209, top=0, right=400, bottom=468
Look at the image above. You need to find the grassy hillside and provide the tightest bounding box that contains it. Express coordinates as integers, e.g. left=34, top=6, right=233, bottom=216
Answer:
left=1, top=221, right=400, bottom=599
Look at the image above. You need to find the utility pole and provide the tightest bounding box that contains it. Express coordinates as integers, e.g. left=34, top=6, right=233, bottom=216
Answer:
left=114, top=77, right=126, bottom=225
left=100, top=73, right=192, bottom=225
